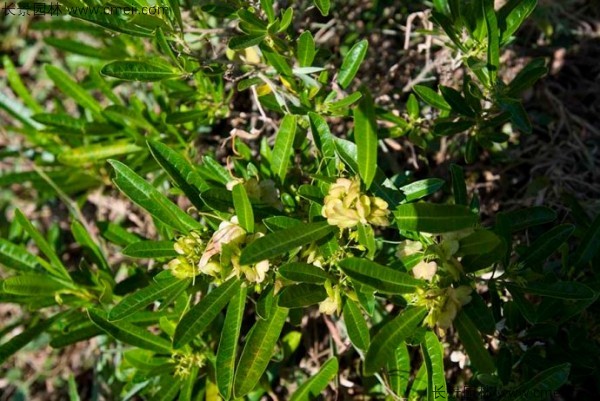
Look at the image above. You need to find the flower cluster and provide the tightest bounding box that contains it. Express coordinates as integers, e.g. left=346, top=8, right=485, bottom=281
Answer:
left=322, top=177, right=390, bottom=229
left=171, top=352, right=206, bottom=378
left=318, top=281, right=342, bottom=315
left=414, top=285, right=472, bottom=332
left=167, top=231, right=205, bottom=279
left=168, top=217, right=270, bottom=286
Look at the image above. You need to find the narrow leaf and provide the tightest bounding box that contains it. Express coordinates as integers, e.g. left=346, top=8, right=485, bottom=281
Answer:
left=109, top=160, right=202, bottom=233
left=422, top=331, right=447, bottom=401
left=122, top=240, right=179, bottom=259
left=297, top=31, right=316, bottom=67
left=0, top=238, right=41, bottom=272
left=500, top=363, right=570, bottom=401
left=109, top=273, right=189, bottom=321
left=450, top=164, right=468, bottom=205
left=278, top=262, right=333, bottom=284
left=45, top=65, right=102, bottom=115
left=365, top=307, right=427, bottom=375
left=148, top=140, right=208, bottom=209
left=353, top=89, right=378, bottom=188
left=101, top=61, right=182, bottom=81
left=338, top=40, right=368, bottom=89
left=343, top=299, right=370, bottom=350
left=0, top=315, right=58, bottom=365
left=338, top=257, right=422, bottom=294
left=400, top=179, right=445, bottom=203
left=278, top=284, right=327, bottom=308
left=395, top=203, right=477, bottom=233
left=173, top=278, right=241, bottom=349
left=229, top=34, right=266, bottom=50
left=271, top=114, right=297, bottom=183
left=232, top=183, right=255, bottom=233
left=233, top=302, right=288, bottom=398
left=88, top=308, right=172, bottom=353
left=240, top=221, right=336, bottom=265
left=59, top=141, right=142, bottom=166
left=216, top=285, right=247, bottom=400
left=14, top=209, right=71, bottom=281
left=520, top=224, right=574, bottom=268
left=413, top=85, right=451, bottom=111
left=454, top=311, right=495, bottom=374
left=483, top=0, right=500, bottom=83
left=290, top=358, right=338, bottom=401
left=313, top=0, right=331, bottom=16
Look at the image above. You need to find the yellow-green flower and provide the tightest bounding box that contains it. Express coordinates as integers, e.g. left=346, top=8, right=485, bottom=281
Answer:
left=168, top=231, right=205, bottom=279
left=414, top=285, right=472, bottom=331
left=231, top=232, right=270, bottom=284
left=318, top=281, right=342, bottom=315
left=412, top=260, right=438, bottom=281
left=171, top=352, right=206, bottom=378
left=322, top=177, right=390, bottom=229
left=396, top=239, right=423, bottom=258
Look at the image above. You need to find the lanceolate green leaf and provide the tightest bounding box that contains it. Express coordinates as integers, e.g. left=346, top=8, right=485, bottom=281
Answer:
left=147, top=141, right=208, bottom=209
left=364, top=307, right=427, bottom=375
left=45, top=65, right=102, bottom=115
left=278, top=284, right=327, bottom=308
left=229, top=33, right=266, bottom=50
left=101, top=61, right=182, bottom=81
left=421, top=331, right=447, bottom=401
left=483, top=0, right=500, bottom=83
left=498, top=0, right=537, bottom=44
left=338, top=40, right=368, bottom=89
left=0, top=238, right=42, bottom=272
left=0, top=314, right=60, bottom=365
left=278, top=262, right=333, bottom=284
left=500, top=363, right=570, bottom=401
left=519, top=224, right=574, bottom=268
left=395, top=203, right=477, bottom=233
left=14, top=209, right=72, bottom=281
left=271, top=114, right=297, bottom=183
left=388, top=343, right=411, bottom=397
left=289, top=357, right=339, bottom=401
left=338, top=258, right=422, bottom=294
left=506, top=281, right=596, bottom=301
left=109, top=273, right=190, bottom=321
left=399, top=179, right=445, bottom=203
left=122, top=240, right=179, bottom=259
left=109, top=160, right=202, bottom=233
left=450, top=164, right=468, bottom=205
left=239, top=221, right=336, bottom=265
left=313, top=0, right=331, bottom=16
left=173, top=278, right=241, bottom=349
left=353, top=89, right=378, bottom=189
left=216, top=285, right=247, bottom=400
left=233, top=302, right=288, bottom=398
left=71, top=220, right=109, bottom=271
left=88, top=309, right=172, bottom=353
left=2, top=274, right=68, bottom=295
left=572, top=213, right=600, bottom=268
left=454, top=311, right=495, bottom=374
left=439, top=86, right=476, bottom=118
left=297, top=31, right=316, bottom=67
left=308, top=112, right=337, bottom=175
left=232, top=183, right=255, bottom=233
left=58, top=142, right=143, bottom=166
left=343, top=299, right=370, bottom=350
left=413, top=85, right=451, bottom=111
left=457, top=230, right=501, bottom=256
left=3, top=55, right=43, bottom=114
left=499, top=206, right=556, bottom=232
